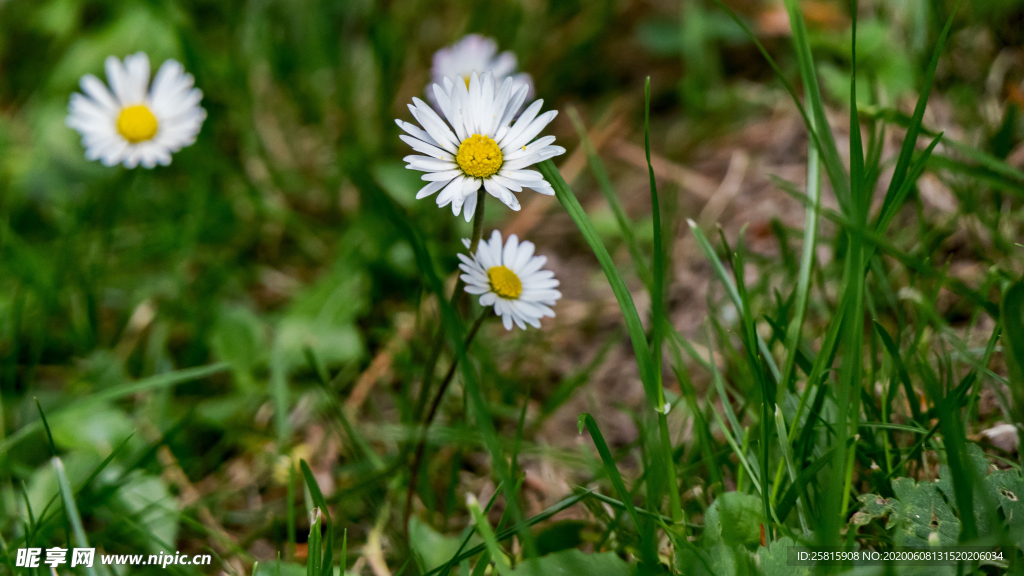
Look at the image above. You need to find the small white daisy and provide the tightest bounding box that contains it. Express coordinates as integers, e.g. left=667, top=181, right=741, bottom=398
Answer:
left=397, top=72, right=565, bottom=221
left=430, top=34, right=532, bottom=99
left=66, top=52, right=206, bottom=169
left=458, top=230, right=561, bottom=331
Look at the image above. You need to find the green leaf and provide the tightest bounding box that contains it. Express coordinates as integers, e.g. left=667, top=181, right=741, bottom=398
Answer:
left=116, top=473, right=180, bottom=554
left=702, top=492, right=763, bottom=551
left=254, top=561, right=307, bottom=576
left=409, top=517, right=479, bottom=573
left=937, top=442, right=995, bottom=538
left=758, top=536, right=810, bottom=576
left=986, top=469, right=1024, bottom=549
left=851, top=493, right=895, bottom=526
left=507, top=549, right=634, bottom=576
left=889, top=477, right=960, bottom=547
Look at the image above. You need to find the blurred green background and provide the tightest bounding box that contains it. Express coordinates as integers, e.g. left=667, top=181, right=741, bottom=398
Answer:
left=2, top=0, right=1024, bottom=573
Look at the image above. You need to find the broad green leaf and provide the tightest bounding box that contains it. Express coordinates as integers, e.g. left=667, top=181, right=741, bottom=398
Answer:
left=409, top=517, right=478, bottom=573
left=210, top=304, right=268, bottom=391
left=757, top=536, right=810, bottom=576
left=937, top=442, right=995, bottom=537
left=702, top=492, right=763, bottom=551
left=50, top=404, right=134, bottom=456
left=676, top=541, right=752, bottom=576
left=987, top=469, right=1024, bottom=550
left=890, top=477, right=960, bottom=547
left=116, top=474, right=180, bottom=554
left=508, top=549, right=634, bottom=576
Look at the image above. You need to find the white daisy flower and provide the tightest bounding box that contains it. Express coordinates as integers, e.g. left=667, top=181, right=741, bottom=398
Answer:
left=397, top=72, right=565, bottom=222
left=430, top=34, right=532, bottom=100
left=66, top=52, right=206, bottom=169
left=458, top=230, right=561, bottom=331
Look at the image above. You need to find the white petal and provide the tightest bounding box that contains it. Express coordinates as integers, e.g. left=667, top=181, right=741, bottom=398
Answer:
left=415, top=180, right=449, bottom=199
left=502, top=110, right=559, bottom=152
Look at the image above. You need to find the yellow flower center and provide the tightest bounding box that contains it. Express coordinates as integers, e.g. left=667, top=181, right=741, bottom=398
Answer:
left=462, top=75, right=472, bottom=88
left=457, top=134, right=503, bottom=179
left=487, top=265, right=522, bottom=299
left=116, top=104, right=159, bottom=143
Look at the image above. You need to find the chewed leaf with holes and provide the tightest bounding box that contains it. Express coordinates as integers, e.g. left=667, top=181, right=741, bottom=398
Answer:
left=987, top=469, right=1024, bottom=550
left=889, top=477, right=960, bottom=547
left=851, top=493, right=895, bottom=527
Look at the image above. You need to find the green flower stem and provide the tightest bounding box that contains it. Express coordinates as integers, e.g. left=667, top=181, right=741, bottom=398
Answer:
left=413, top=189, right=487, bottom=424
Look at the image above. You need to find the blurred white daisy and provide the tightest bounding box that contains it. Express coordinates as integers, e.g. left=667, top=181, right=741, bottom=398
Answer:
left=397, top=72, right=565, bottom=221
left=458, top=230, right=561, bottom=331
left=431, top=34, right=532, bottom=99
left=66, top=52, right=206, bottom=169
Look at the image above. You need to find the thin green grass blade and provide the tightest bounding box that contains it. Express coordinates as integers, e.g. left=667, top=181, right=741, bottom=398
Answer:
left=822, top=241, right=867, bottom=546
left=864, top=106, right=1024, bottom=189
left=538, top=159, right=658, bottom=405
left=340, top=528, right=347, bottom=575
left=35, top=433, right=134, bottom=533
left=778, top=115, right=822, bottom=396
left=920, top=358, right=978, bottom=541
left=438, top=482, right=505, bottom=576
left=849, top=0, right=867, bottom=220
left=578, top=413, right=643, bottom=536
left=703, top=324, right=742, bottom=449
left=421, top=491, right=593, bottom=576
left=580, top=489, right=680, bottom=524
left=874, top=321, right=923, bottom=422
left=34, top=399, right=56, bottom=457
left=668, top=341, right=721, bottom=487
left=466, top=495, right=511, bottom=576
left=875, top=134, right=943, bottom=234
left=307, top=509, right=323, bottom=576
left=775, top=445, right=837, bottom=523
left=686, top=220, right=782, bottom=382
left=287, top=464, right=297, bottom=560
left=876, top=0, right=964, bottom=224
left=299, top=460, right=333, bottom=576
left=708, top=0, right=845, bottom=203
left=731, top=229, right=775, bottom=539
left=781, top=0, right=851, bottom=212
left=644, top=77, right=684, bottom=525
left=53, top=457, right=99, bottom=576
left=774, top=405, right=809, bottom=533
